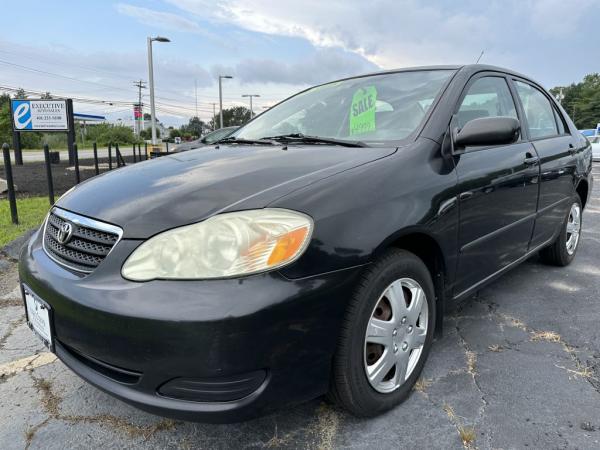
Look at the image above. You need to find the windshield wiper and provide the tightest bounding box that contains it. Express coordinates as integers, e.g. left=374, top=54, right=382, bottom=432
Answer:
left=260, top=133, right=368, bottom=148
left=215, top=137, right=277, bottom=145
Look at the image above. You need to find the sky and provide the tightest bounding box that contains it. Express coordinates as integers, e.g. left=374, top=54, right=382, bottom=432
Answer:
left=1, top=0, right=599, bottom=127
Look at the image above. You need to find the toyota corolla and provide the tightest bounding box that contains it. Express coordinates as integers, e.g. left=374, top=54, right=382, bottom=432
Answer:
left=20, top=65, right=593, bottom=422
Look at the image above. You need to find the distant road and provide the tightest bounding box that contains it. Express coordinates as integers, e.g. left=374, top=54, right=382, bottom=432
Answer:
left=1, top=147, right=146, bottom=164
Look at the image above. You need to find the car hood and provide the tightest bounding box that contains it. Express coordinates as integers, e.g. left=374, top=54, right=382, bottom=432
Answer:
left=57, top=145, right=397, bottom=238
left=172, top=141, right=204, bottom=152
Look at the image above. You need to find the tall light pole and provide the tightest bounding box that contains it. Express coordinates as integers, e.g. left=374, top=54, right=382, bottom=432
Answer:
left=218, top=75, right=233, bottom=129
left=147, top=36, right=170, bottom=146
left=242, top=94, right=260, bottom=119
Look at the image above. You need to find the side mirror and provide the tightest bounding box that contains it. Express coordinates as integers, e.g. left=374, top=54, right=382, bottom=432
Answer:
left=453, top=117, right=520, bottom=149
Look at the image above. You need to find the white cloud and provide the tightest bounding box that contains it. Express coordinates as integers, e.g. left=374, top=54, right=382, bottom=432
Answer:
left=166, top=0, right=600, bottom=86
left=166, top=0, right=495, bottom=68
left=211, top=47, right=377, bottom=85
left=116, top=3, right=217, bottom=39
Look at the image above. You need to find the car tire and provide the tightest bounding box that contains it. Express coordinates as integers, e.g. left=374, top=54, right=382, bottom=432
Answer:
left=329, top=249, right=436, bottom=417
left=539, top=196, right=582, bottom=267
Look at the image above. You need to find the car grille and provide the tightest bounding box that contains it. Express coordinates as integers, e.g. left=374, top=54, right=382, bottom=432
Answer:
left=43, top=208, right=122, bottom=273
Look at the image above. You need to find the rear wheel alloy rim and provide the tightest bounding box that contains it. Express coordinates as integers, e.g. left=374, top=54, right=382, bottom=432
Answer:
left=566, top=203, right=581, bottom=255
left=364, top=278, right=428, bottom=394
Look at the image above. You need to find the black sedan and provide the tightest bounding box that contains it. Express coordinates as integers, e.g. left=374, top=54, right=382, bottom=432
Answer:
left=20, top=65, right=593, bottom=422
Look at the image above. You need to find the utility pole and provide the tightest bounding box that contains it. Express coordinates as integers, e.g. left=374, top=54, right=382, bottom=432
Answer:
left=218, top=75, right=233, bottom=129
left=242, top=94, right=260, bottom=119
left=211, top=103, right=217, bottom=130
left=133, top=80, right=147, bottom=136
left=194, top=79, right=198, bottom=118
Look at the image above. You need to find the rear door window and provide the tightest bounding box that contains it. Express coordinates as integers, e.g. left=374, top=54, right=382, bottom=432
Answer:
left=514, top=81, right=558, bottom=139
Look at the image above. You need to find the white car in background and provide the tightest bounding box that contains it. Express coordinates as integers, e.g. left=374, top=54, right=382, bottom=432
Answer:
left=588, top=135, right=600, bottom=161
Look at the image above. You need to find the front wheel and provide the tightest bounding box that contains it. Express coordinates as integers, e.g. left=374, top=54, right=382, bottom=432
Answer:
left=540, top=197, right=582, bottom=266
left=329, top=249, right=435, bottom=417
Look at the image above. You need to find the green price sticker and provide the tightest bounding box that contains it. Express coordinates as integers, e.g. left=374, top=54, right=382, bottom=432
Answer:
left=349, top=86, right=377, bottom=136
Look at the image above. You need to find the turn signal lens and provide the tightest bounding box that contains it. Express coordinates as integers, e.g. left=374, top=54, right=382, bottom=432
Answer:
left=267, top=227, right=310, bottom=266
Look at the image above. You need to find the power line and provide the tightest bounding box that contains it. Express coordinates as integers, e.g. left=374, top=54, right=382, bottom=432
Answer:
left=0, top=59, right=133, bottom=93
left=0, top=48, right=142, bottom=82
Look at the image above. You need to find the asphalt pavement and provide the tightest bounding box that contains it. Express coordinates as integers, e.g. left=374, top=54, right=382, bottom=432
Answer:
left=0, top=166, right=598, bottom=449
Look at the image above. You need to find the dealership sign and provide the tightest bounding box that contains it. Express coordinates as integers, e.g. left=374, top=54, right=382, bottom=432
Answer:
left=11, top=99, right=69, bottom=131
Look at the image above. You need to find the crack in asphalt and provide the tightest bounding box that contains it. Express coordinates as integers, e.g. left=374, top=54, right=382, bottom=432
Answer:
left=454, top=322, right=490, bottom=449
left=414, top=387, right=472, bottom=449
left=0, top=316, right=26, bottom=351
left=25, top=372, right=181, bottom=448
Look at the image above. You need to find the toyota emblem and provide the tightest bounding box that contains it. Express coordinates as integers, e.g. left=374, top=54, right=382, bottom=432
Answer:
left=57, top=222, right=73, bottom=244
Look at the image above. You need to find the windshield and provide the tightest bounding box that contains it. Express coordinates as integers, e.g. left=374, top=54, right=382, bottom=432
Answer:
left=233, top=70, right=455, bottom=145
left=204, top=127, right=236, bottom=144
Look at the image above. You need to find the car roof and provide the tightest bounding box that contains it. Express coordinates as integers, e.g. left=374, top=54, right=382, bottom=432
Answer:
left=325, top=64, right=539, bottom=87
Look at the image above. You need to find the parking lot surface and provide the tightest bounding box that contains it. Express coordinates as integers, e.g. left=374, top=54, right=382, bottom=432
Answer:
left=1, top=167, right=599, bottom=449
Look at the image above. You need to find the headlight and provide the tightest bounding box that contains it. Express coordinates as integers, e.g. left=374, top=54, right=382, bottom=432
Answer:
left=122, top=209, right=313, bottom=281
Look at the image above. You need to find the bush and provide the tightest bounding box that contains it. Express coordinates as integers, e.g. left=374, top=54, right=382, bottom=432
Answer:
left=85, top=123, right=139, bottom=146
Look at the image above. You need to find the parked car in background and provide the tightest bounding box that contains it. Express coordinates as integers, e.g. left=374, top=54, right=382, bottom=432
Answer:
left=20, top=64, right=593, bottom=423
left=171, top=126, right=238, bottom=153
left=588, top=135, right=600, bottom=160
left=580, top=129, right=596, bottom=138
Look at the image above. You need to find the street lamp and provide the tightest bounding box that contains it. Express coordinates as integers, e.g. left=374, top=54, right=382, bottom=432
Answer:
left=242, top=94, right=260, bottom=119
left=147, top=36, right=170, bottom=146
left=218, top=75, right=233, bottom=129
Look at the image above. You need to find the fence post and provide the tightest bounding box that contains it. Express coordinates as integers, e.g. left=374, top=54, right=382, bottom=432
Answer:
left=43, top=144, right=55, bottom=205
left=132, top=144, right=137, bottom=163
left=12, top=132, right=23, bottom=166
left=108, top=143, right=113, bottom=170
left=116, top=143, right=121, bottom=168
left=2, top=143, right=18, bottom=224
left=93, top=142, right=99, bottom=175
left=67, top=99, right=76, bottom=166
left=73, top=143, right=80, bottom=184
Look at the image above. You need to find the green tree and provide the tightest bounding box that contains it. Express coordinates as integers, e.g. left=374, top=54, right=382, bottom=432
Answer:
left=13, top=88, right=27, bottom=99
left=210, top=106, right=251, bottom=128
left=85, top=123, right=139, bottom=146
left=0, top=93, right=11, bottom=146
left=181, top=116, right=205, bottom=138
left=551, top=73, right=600, bottom=129
left=139, top=128, right=160, bottom=140
left=40, top=92, right=53, bottom=99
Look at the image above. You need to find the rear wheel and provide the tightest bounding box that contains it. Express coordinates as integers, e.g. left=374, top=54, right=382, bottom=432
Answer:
left=329, top=249, right=435, bottom=417
left=540, top=197, right=582, bottom=266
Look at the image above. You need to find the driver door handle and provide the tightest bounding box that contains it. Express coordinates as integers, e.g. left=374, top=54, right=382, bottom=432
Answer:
left=524, top=153, right=540, bottom=166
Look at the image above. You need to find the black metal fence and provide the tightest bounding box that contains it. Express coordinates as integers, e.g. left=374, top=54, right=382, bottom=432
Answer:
left=1, top=141, right=148, bottom=225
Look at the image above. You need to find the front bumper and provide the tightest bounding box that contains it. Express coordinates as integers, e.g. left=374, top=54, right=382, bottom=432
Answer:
left=19, top=228, right=363, bottom=422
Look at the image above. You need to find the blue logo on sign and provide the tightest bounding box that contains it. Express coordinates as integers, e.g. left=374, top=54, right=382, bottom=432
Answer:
left=12, top=100, right=32, bottom=130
